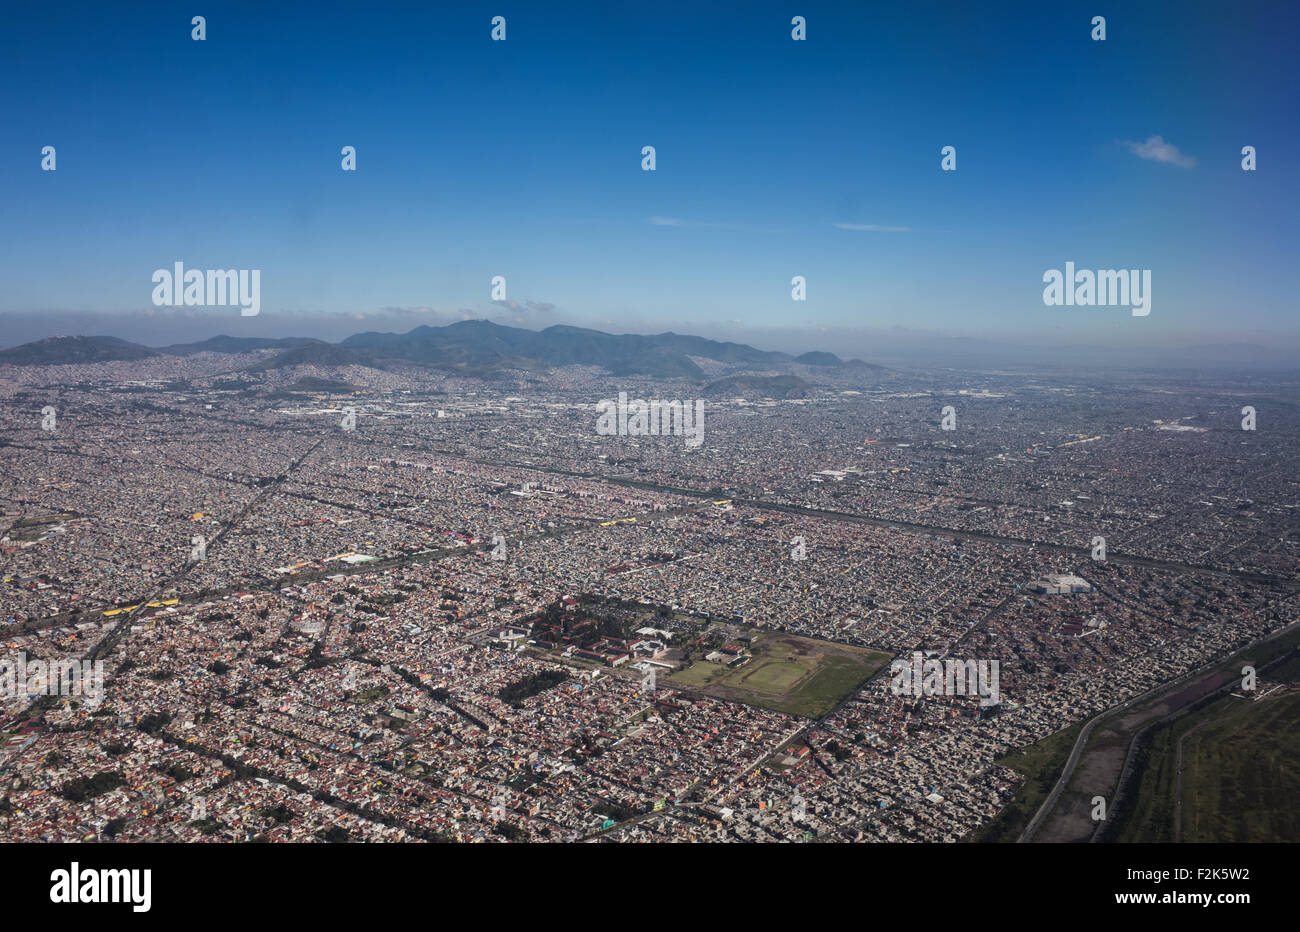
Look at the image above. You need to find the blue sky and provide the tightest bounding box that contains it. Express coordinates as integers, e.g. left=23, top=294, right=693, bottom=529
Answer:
left=2, top=0, right=1297, bottom=351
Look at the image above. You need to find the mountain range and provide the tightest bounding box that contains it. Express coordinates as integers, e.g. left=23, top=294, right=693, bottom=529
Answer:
left=0, top=321, right=880, bottom=383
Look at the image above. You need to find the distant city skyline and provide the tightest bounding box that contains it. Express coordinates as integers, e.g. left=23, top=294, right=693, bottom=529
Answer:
left=3, top=1, right=1297, bottom=354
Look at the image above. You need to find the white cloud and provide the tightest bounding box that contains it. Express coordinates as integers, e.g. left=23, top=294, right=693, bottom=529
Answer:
left=834, top=223, right=912, bottom=232
left=647, top=216, right=754, bottom=231
left=1126, top=135, right=1196, bottom=168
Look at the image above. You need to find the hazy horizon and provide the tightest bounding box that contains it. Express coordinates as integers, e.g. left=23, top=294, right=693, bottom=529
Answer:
left=4, top=307, right=1299, bottom=373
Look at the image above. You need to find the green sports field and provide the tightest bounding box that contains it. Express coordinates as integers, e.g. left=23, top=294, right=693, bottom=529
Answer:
left=669, top=630, right=891, bottom=719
